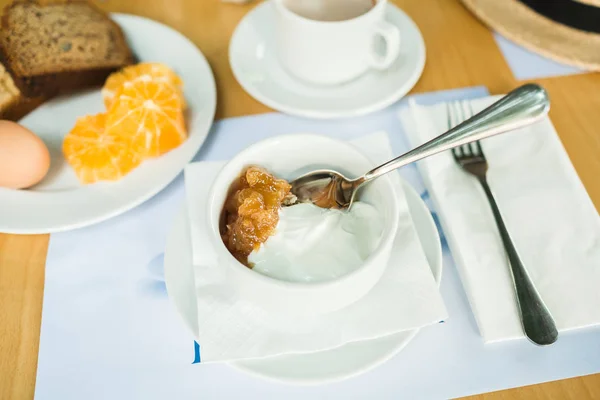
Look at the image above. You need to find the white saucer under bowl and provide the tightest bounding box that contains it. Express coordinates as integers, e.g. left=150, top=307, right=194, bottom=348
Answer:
left=164, top=179, right=441, bottom=385
left=229, top=2, right=426, bottom=119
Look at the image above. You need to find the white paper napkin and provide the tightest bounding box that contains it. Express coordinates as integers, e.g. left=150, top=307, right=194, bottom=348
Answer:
left=399, top=97, right=600, bottom=343
left=183, top=131, right=448, bottom=363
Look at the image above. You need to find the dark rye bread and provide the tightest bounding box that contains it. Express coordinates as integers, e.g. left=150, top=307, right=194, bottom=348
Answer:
left=0, top=0, right=134, bottom=97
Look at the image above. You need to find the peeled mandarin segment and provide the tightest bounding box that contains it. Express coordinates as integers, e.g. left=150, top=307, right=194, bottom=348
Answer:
left=101, top=73, right=128, bottom=108
left=102, top=62, right=185, bottom=109
left=106, top=79, right=187, bottom=158
left=62, top=114, right=143, bottom=184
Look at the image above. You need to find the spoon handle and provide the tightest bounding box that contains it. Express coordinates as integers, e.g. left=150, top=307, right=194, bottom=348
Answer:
left=362, top=84, right=550, bottom=182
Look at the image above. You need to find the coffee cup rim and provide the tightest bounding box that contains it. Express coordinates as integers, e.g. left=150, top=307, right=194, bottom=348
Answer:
left=273, top=0, right=386, bottom=25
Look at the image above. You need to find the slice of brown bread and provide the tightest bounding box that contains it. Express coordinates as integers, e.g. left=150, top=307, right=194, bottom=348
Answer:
left=0, top=62, right=21, bottom=115
left=0, top=0, right=134, bottom=98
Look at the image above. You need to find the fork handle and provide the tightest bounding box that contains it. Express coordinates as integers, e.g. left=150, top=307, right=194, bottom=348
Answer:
left=478, top=177, right=558, bottom=346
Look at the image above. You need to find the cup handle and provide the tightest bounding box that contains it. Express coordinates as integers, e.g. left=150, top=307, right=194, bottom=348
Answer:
left=369, top=20, right=401, bottom=70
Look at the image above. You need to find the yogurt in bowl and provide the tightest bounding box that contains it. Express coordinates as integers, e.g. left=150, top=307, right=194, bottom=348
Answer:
left=250, top=201, right=383, bottom=283
left=207, top=134, right=399, bottom=315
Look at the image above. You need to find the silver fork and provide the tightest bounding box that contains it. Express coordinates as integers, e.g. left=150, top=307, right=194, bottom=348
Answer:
left=449, top=101, right=558, bottom=346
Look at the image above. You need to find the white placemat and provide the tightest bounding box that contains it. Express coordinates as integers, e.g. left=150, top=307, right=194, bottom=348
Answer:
left=35, top=86, right=600, bottom=400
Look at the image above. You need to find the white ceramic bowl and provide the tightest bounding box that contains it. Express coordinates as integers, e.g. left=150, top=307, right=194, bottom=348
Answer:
left=207, top=134, right=400, bottom=315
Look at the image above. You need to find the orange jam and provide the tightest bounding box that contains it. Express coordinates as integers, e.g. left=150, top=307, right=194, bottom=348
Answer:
left=221, top=166, right=294, bottom=266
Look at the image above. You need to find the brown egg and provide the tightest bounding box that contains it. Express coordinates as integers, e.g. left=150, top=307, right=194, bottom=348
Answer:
left=0, top=120, right=50, bottom=189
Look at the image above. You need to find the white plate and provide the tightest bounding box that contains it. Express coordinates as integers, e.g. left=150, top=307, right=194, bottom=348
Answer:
left=229, top=2, right=425, bottom=119
left=0, top=14, right=216, bottom=234
left=164, top=179, right=442, bottom=385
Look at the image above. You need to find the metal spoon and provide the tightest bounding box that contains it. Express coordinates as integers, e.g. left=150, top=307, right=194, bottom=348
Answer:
left=290, top=83, right=550, bottom=209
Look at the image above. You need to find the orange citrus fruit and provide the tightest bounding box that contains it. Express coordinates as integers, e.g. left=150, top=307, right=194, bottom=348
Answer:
left=105, top=79, right=187, bottom=158
left=102, top=62, right=185, bottom=109
left=62, top=113, right=143, bottom=184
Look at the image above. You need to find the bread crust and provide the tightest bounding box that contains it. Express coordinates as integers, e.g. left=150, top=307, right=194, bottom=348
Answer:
left=0, top=0, right=134, bottom=97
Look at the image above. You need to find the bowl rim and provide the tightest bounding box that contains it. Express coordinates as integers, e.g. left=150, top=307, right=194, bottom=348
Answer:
left=207, top=133, right=400, bottom=289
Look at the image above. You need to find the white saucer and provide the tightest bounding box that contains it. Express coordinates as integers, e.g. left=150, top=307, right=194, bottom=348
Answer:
left=228, top=2, right=426, bottom=119
left=0, top=14, right=216, bottom=234
left=164, top=179, right=441, bottom=385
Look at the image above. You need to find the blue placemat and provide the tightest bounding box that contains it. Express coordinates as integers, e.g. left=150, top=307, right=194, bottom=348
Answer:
left=494, top=34, right=584, bottom=80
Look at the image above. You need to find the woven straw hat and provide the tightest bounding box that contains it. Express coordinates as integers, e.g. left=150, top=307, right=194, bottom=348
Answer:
left=461, top=0, right=600, bottom=70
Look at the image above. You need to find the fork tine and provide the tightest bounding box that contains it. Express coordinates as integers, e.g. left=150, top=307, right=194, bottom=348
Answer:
left=456, top=100, right=465, bottom=125
left=452, top=146, right=462, bottom=159
left=449, top=101, right=469, bottom=159
left=452, top=148, right=460, bottom=161
left=447, top=101, right=460, bottom=129
left=465, top=101, right=487, bottom=160
left=462, top=144, right=471, bottom=156
left=463, top=100, right=473, bottom=119
left=460, top=101, right=477, bottom=157
left=469, top=142, right=478, bottom=156
left=452, top=100, right=489, bottom=176
left=446, top=102, right=454, bottom=130
left=475, top=141, right=484, bottom=158
left=449, top=102, right=463, bottom=161
left=449, top=100, right=468, bottom=128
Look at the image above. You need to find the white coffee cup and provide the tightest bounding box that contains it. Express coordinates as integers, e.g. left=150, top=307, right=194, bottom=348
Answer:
left=273, top=0, right=401, bottom=85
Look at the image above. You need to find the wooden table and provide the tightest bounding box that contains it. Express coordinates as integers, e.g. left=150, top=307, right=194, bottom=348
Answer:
left=1, top=0, right=599, bottom=398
